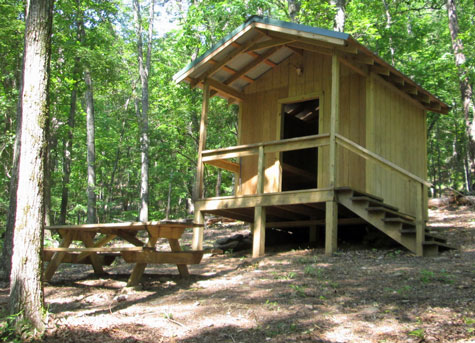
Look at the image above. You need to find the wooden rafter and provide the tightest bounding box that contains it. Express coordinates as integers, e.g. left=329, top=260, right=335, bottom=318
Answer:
left=208, top=60, right=255, bottom=83
left=246, top=37, right=294, bottom=52
left=206, top=78, right=246, bottom=102
left=192, top=32, right=264, bottom=86
left=371, top=65, right=390, bottom=76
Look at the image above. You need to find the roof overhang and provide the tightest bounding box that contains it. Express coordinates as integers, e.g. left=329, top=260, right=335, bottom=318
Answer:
left=173, top=16, right=449, bottom=114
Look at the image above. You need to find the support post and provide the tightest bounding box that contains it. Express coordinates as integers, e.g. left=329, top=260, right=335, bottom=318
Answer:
left=252, top=206, right=266, bottom=257
left=325, top=200, right=338, bottom=255
left=415, top=183, right=424, bottom=256
left=194, top=80, right=210, bottom=200
left=325, top=54, right=340, bottom=256
left=192, top=209, right=204, bottom=251
left=329, top=54, right=340, bottom=188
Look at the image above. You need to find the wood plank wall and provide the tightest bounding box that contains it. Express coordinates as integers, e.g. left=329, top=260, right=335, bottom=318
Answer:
left=237, top=48, right=426, bottom=219
left=239, top=51, right=332, bottom=195
left=365, top=74, right=427, bottom=217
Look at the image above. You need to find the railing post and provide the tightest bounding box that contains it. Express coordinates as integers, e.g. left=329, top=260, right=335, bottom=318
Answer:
left=253, top=145, right=266, bottom=257
left=256, top=145, right=265, bottom=195
left=415, top=182, right=424, bottom=256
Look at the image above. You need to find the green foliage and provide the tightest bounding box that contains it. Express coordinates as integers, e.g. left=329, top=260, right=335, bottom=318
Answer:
left=0, top=311, right=35, bottom=343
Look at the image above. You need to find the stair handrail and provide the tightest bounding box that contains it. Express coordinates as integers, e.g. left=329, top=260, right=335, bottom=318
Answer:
left=335, top=133, right=432, bottom=187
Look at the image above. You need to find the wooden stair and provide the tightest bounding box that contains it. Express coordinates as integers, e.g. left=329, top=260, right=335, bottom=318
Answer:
left=336, top=188, right=453, bottom=256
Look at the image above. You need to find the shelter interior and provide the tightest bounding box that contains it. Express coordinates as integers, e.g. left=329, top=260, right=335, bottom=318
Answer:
left=173, top=17, right=451, bottom=257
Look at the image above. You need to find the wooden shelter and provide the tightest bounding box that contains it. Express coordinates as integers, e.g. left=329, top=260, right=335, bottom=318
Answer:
left=173, top=16, right=451, bottom=257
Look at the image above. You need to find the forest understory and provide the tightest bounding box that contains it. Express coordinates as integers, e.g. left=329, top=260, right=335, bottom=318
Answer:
left=1, top=205, right=473, bottom=343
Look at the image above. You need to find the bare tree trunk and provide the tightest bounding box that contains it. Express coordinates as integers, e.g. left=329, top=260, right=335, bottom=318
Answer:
left=166, top=173, right=172, bottom=220
left=215, top=169, right=222, bottom=197
left=331, top=0, right=348, bottom=32
left=1, top=78, right=22, bottom=281
left=447, top=0, right=475, bottom=190
left=59, top=80, right=77, bottom=224
left=133, top=0, right=154, bottom=222
left=382, top=0, right=395, bottom=65
left=9, top=0, right=53, bottom=335
left=77, top=15, right=97, bottom=223
left=287, top=0, right=300, bottom=22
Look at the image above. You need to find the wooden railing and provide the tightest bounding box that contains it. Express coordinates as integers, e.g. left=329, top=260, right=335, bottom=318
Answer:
left=335, top=133, right=431, bottom=256
left=201, top=133, right=331, bottom=195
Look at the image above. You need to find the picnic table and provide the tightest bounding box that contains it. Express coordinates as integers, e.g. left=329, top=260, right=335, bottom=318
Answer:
left=43, top=220, right=204, bottom=286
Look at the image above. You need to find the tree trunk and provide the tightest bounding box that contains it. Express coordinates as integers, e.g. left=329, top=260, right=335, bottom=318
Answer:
left=287, top=0, right=300, bottom=22
left=382, top=0, right=395, bottom=65
left=84, top=68, right=96, bottom=223
left=331, top=0, right=348, bottom=32
left=133, top=0, right=154, bottom=222
left=1, top=77, right=22, bottom=281
left=9, top=0, right=53, bottom=335
left=447, top=0, right=475, bottom=190
left=78, top=15, right=97, bottom=223
left=59, top=80, right=77, bottom=224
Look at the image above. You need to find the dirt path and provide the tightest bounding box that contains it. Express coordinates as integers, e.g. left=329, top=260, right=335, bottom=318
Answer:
left=1, top=207, right=474, bottom=342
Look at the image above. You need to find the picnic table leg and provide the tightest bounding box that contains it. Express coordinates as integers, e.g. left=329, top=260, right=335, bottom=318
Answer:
left=127, top=235, right=158, bottom=286
left=44, top=232, right=73, bottom=282
left=168, top=238, right=190, bottom=278
left=79, top=232, right=106, bottom=275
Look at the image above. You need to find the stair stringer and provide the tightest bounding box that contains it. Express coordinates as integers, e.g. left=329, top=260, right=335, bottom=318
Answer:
left=337, top=191, right=419, bottom=253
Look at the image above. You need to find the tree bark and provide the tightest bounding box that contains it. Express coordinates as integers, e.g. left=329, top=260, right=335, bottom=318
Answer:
left=287, top=0, right=300, bottom=22
left=59, top=78, right=78, bottom=224
left=77, top=14, right=97, bottom=223
left=382, top=0, right=395, bottom=65
left=447, top=0, right=475, bottom=190
left=9, top=0, right=53, bottom=335
left=1, top=63, right=23, bottom=281
left=133, top=0, right=154, bottom=222
left=331, top=0, right=348, bottom=32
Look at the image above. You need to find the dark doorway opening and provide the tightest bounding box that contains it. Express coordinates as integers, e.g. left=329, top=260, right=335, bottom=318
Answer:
left=281, top=98, right=319, bottom=191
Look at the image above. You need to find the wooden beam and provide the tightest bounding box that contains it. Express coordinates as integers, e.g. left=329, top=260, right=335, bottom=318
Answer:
left=389, top=73, right=404, bottom=86
left=267, top=217, right=365, bottom=228
left=254, top=22, right=346, bottom=46
left=225, top=47, right=280, bottom=85
left=371, top=65, right=390, bottom=76
left=192, top=210, right=204, bottom=251
left=207, top=78, right=246, bottom=102
left=252, top=206, right=266, bottom=257
left=338, top=55, right=368, bottom=77
left=195, top=188, right=334, bottom=210
left=329, top=55, right=340, bottom=188
left=194, top=80, right=210, bottom=200
left=400, top=83, right=418, bottom=95
left=415, top=184, right=424, bottom=256
left=204, top=159, right=240, bottom=173
left=196, top=33, right=264, bottom=83
left=325, top=200, right=338, bottom=255
left=286, top=45, right=303, bottom=56
left=174, top=23, right=257, bottom=83
left=354, top=53, right=374, bottom=65
left=256, top=145, right=265, bottom=195
left=287, top=41, right=333, bottom=56
left=246, top=38, right=293, bottom=52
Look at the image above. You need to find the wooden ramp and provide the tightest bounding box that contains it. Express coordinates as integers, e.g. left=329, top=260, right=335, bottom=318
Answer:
left=336, top=188, right=453, bottom=256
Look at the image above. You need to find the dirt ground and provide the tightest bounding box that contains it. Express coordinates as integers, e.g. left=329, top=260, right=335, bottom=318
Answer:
left=1, top=206, right=474, bottom=343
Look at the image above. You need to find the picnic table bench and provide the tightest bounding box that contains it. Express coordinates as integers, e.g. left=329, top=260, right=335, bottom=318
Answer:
left=43, top=220, right=204, bottom=286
